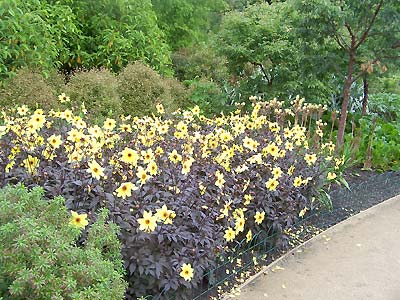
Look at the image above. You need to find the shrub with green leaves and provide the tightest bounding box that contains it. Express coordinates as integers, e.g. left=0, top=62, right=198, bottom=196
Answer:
left=0, top=68, right=61, bottom=111
left=0, top=185, right=127, bottom=300
left=348, top=117, right=400, bottom=171
left=186, top=78, right=231, bottom=116
left=65, top=68, right=123, bottom=120
left=117, top=62, right=191, bottom=117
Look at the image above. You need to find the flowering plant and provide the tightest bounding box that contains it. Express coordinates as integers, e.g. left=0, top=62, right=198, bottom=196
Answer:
left=0, top=96, right=340, bottom=299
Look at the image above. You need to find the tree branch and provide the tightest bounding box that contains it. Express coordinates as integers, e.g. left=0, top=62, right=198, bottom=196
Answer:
left=345, top=23, right=355, bottom=40
left=333, top=33, right=348, bottom=50
left=354, top=0, right=384, bottom=49
left=349, top=54, right=400, bottom=84
left=254, top=62, right=270, bottom=83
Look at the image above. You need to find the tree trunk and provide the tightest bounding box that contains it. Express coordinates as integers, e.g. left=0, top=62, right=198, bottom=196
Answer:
left=361, top=74, right=369, bottom=116
left=336, top=48, right=356, bottom=150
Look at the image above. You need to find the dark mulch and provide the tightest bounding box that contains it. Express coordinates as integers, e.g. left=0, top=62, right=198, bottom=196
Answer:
left=311, top=168, right=400, bottom=229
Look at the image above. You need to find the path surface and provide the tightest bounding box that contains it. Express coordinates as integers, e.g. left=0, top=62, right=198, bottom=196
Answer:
left=234, top=195, right=400, bottom=300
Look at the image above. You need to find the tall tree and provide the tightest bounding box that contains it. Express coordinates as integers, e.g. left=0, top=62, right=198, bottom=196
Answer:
left=292, top=0, right=400, bottom=148
left=151, top=0, right=227, bottom=50
left=216, top=1, right=337, bottom=102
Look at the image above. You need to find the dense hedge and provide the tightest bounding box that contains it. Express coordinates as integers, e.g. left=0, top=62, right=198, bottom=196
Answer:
left=0, top=63, right=191, bottom=120
left=0, top=97, right=340, bottom=299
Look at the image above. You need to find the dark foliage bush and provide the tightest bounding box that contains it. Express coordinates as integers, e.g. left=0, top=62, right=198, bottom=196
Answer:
left=0, top=98, right=337, bottom=299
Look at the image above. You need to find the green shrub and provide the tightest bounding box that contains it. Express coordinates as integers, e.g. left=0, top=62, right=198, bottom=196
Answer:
left=0, top=184, right=127, bottom=300
left=65, top=68, right=123, bottom=120
left=117, top=62, right=190, bottom=117
left=368, top=93, right=400, bottom=122
left=186, top=79, right=230, bottom=116
left=0, top=68, right=60, bottom=111
left=349, top=117, right=400, bottom=171
left=172, top=43, right=229, bottom=83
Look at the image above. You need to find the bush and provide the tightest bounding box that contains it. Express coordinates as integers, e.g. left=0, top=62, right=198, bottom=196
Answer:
left=172, top=43, right=229, bottom=83
left=0, top=97, right=339, bottom=299
left=347, top=116, right=400, bottom=171
left=0, top=68, right=60, bottom=111
left=65, top=68, right=123, bottom=120
left=186, top=79, right=231, bottom=116
left=0, top=184, right=127, bottom=300
left=117, top=62, right=190, bottom=117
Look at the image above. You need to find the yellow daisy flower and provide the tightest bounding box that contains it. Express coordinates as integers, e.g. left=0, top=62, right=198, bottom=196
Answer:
left=120, top=147, right=139, bottom=166
left=224, top=227, right=236, bottom=242
left=265, top=177, right=279, bottom=191
left=156, top=205, right=175, bottom=224
left=254, top=211, right=265, bottom=225
left=327, top=172, right=337, bottom=180
left=115, top=182, right=137, bottom=199
left=70, top=211, right=89, bottom=229
left=138, top=210, right=158, bottom=233
left=87, top=160, right=105, bottom=180
left=179, top=263, right=194, bottom=282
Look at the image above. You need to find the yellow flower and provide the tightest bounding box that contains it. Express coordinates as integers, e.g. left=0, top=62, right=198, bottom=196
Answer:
left=224, top=227, right=236, bottom=242
left=58, top=93, right=70, bottom=103
left=179, top=263, right=194, bottom=282
left=17, top=105, right=29, bottom=116
left=254, top=211, right=265, bottom=225
left=136, top=166, right=150, bottom=185
left=243, top=137, right=259, bottom=152
left=120, top=147, right=139, bottom=166
left=181, top=157, right=194, bottom=175
left=156, top=205, right=175, bottom=224
left=138, top=210, right=158, bottom=233
left=293, top=176, right=303, bottom=187
left=70, top=211, right=89, bottom=229
left=285, top=141, right=294, bottom=151
left=288, top=165, right=295, bottom=176
left=188, top=105, right=199, bottom=115
left=327, top=172, right=337, bottom=180
left=147, top=160, right=158, bottom=176
left=215, top=170, right=225, bottom=189
left=168, top=149, right=182, bottom=164
left=235, top=217, right=245, bottom=233
left=141, top=149, right=154, bottom=164
left=272, top=166, right=283, bottom=178
left=103, top=118, right=116, bottom=131
left=246, top=230, right=252, bottom=243
left=157, top=124, right=169, bottom=135
left=265, top=178, right=279, bottom=191
left=119, top=123, right=132, bottom=133
left=87, top=160, right=105, bottom=180
left=264, top=142, right=279, bottom=157
left=28, top=113, right=46, bottom=130
left=304, top=153, right=317, bottom=165
left=47, top=134, right=62, bottom=149
left=299, top=207, right=308, bottom=218
left=156, top=103, right=165, bottom=114
left=115, top=182, right=137, bottom=199
left=23, top=155, right=39, bottom=174
left=155, top=146, right=164, bottom=156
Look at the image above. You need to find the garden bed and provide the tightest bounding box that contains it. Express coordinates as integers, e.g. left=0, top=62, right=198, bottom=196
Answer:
left=312, top=168, right=400, bottom=229
left=206, top=168, right=400, bottom=300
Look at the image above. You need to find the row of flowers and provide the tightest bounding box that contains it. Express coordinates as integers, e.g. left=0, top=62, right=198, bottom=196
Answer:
left=0, top=96, right=341, bottom=299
